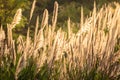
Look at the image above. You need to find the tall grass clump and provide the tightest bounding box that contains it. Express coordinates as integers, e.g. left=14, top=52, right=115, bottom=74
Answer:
left=0, top=1, right=120, bottom=80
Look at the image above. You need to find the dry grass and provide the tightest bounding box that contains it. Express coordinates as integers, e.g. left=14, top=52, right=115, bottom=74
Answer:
left=0, top=1, right=120, bottom=80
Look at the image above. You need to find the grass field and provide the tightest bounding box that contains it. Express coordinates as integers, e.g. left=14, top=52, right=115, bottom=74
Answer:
left=0, top=1, right=120, bottom=80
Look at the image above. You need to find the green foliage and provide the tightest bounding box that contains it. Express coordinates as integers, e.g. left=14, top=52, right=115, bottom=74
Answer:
left=1, top=55, right=119, bottom=80
left=0, top=56, right=16, bottom=80
left=18, top=58, right=37, bottom=80
left=58, top=2, right=81, bottom=22
left=114, top=38, right=120, bottom=52
left=0, top=0, right=30, bottom=26
left=36, top=63, right=50, bottom=80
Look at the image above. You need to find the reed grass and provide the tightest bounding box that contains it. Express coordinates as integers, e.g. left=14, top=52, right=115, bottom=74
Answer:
left=0, top=1, right=120, bottom=80
left=29, top=0, right=36, bottom=22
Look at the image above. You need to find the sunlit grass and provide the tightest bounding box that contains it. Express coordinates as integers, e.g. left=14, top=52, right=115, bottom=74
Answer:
left=0, top=1, right=120, bottom=80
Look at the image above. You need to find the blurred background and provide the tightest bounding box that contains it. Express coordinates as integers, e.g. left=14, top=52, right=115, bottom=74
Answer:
left=0, top=0, right=120, bottom=37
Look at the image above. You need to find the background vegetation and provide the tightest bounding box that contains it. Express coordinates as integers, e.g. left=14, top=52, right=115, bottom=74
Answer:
left=1, top=0, right=120, bottom=33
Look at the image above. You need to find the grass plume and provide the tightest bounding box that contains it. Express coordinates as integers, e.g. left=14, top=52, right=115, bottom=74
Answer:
left=0, top=1, right=120, bottom=80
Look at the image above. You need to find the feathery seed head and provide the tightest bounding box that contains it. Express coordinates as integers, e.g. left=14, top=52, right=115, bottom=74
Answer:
left=11, top=8, right=22, bottom=29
